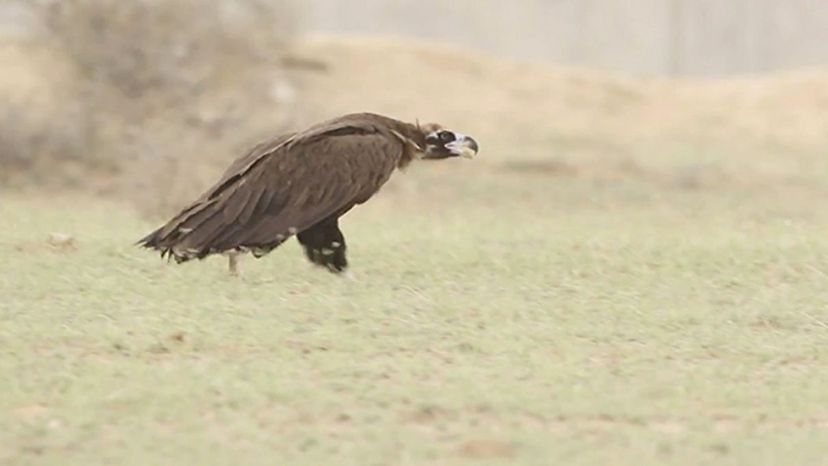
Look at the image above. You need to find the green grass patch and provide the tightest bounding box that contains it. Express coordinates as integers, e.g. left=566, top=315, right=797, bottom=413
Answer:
left=1, top=169, right=827, bottom=465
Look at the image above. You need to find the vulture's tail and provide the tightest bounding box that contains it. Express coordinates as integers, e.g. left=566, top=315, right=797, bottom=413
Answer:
left=136, top=226, right=192, bottom=263
left=135, top=200, right=221, bottom=264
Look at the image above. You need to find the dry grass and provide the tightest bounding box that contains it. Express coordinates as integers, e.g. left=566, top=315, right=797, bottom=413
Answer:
left=2, top=164, right=828, bottom=465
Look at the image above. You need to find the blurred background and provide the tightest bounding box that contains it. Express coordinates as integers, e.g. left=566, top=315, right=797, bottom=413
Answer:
left=4, top=4, right=828, bottom=463
left=1, top=0, right=826, bottom=215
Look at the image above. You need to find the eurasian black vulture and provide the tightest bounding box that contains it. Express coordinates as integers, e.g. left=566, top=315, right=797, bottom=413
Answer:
left=137, top=112, right=479, bottom=274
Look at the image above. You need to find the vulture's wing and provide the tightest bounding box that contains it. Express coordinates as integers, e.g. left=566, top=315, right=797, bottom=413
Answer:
left=218, top=133, right=295, bottom=180
left=138, top=121, right=402, bottom=262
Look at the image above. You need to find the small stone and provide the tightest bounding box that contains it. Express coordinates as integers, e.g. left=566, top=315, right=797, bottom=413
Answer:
left=48, top=233, right=76, bottom=251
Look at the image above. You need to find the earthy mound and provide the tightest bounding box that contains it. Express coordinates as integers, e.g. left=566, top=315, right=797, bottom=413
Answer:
left=295, top=35, right=828, bottom=183
left=2, top=34, right=827, bottom=201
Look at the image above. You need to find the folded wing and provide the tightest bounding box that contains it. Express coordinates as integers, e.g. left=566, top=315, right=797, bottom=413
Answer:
left=138, top=118, right=403, bottom=262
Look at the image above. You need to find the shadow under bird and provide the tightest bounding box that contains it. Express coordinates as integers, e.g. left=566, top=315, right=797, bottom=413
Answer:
left=137, top=112, right=479, bottom=275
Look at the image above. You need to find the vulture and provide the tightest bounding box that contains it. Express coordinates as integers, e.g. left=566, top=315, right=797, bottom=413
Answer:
left=137, top=112, right=479, bottom=275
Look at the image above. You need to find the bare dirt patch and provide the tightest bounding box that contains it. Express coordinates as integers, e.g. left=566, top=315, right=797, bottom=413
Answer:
left=455, top=439, right=518, bottom=459
left=4, top=33, right=828, bottom=208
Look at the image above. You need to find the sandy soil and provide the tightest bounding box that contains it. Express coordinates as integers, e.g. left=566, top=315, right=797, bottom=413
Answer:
left=2, top=34, right=827, bottom=193
left=292, top=36, right=827, bottom=189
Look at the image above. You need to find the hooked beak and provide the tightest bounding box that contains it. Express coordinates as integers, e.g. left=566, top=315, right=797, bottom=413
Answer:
left=445, top=135, right=479, bottom=159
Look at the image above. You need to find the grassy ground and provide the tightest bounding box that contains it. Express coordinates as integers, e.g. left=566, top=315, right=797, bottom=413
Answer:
left=2, top=164, right=828, bottom=465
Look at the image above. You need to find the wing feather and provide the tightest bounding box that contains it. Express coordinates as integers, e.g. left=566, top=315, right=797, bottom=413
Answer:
left=138, top=118, right=403, bottom=262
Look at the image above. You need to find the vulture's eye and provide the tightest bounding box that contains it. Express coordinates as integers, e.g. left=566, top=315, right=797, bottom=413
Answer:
left=438, top=131, right=455, bottom=142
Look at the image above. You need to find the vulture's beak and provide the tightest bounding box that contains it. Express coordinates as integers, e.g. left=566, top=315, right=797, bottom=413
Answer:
left=446, top=135, right=479, bottom=159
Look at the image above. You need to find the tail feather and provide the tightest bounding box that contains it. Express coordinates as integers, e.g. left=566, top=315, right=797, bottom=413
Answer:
left=137, top=197, right=290, bottom=264
left=136, top=226, right=191, bottom=263
left=136, top=161, right=295, bottom=264
left=136, top=201, right=226, bottom=263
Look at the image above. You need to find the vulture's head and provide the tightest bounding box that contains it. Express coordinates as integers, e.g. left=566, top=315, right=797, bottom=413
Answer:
left=420, top=124, right=479, bottom=160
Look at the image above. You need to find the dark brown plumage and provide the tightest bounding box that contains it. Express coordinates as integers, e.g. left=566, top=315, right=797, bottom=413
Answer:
left=137, top=112, right=479, bottom=274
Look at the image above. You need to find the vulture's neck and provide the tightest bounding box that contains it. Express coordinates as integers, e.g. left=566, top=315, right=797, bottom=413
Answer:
left=391, top=122, right=429, bottom=169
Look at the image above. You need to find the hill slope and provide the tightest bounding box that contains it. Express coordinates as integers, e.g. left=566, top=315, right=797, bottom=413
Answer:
left=294, top=35, right=828, bottom=183
left=2, top=34, right=827, bottom=199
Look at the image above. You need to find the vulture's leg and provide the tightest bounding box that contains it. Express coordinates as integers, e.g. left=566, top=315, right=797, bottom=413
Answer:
left=227, top=251, right=241, bottom=277
left=296, top=217, right=348, bottom=273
